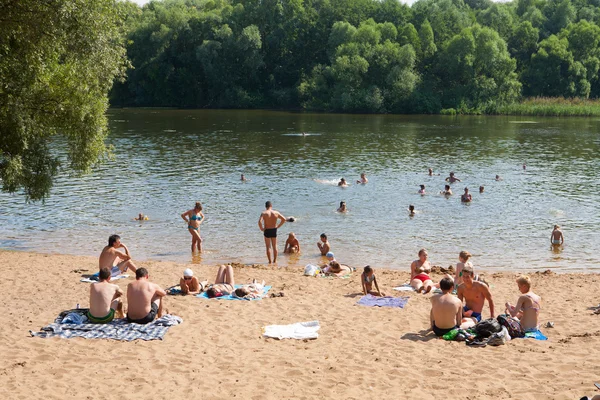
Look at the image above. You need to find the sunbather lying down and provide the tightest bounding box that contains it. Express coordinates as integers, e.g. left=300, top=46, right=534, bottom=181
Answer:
left=233, top=279, right=267, bottom=299
left=322, top=261, right=352, bottom=277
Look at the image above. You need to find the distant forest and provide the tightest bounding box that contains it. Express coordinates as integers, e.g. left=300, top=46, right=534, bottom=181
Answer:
left=110, top=0, right=600, bottom=113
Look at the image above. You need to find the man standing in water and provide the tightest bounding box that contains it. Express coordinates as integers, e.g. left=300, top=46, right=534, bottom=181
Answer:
left=258, top=201, right=286, bottom=264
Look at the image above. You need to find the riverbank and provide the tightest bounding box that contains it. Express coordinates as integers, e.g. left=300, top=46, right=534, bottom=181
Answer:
left=441, top=97, right=600, bottom=116
left=1, top=250, right=599, bottom=399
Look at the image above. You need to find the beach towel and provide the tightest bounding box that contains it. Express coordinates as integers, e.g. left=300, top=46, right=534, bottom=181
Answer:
left=393, top=284, right=415, bottom=292
left=80, top=267, right=129, bottom=283
left=356, top=294, right=409, bottom=308
left=196, top=285, right=271, bottom=301
left=166, top=286, right=182, bottom=295
left=262, top=320, right=320, bottom=340
left=523, top=329, right=548, bottom=341
left=30, top=309, right=182, bottom=341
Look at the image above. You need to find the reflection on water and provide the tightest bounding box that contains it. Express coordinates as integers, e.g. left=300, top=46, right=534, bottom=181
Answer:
left=1, top=109, right=599, bottom=272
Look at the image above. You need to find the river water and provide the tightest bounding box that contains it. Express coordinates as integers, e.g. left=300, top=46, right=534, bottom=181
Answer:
left=1, top=109, right=599, bottom=272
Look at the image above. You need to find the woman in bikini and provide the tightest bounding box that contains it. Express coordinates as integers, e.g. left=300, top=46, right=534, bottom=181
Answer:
left=410, top=249, right=434, bottom=293
left=181, top=202, right=205, bottom=252
left=505, top=275, right=541, bottom=331
left=205, top=264, right=235, bottom=298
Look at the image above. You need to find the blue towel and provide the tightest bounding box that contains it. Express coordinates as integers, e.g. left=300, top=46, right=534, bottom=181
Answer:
left=356, top=294, right=409, bottom=308
left=196, top=285, right=271, bottom=301
left=523, top=329, right=548, bottom=340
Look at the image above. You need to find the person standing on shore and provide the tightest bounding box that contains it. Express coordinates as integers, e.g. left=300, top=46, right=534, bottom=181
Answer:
left=551, top=225, right=564, bottom=246
left=258, top=201, right=286, bottom=264
left=181, top=202, right=205, bottom=253
left=99, top=234, right=137, bottom=274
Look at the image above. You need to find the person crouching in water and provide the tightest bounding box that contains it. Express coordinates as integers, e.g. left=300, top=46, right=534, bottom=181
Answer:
left=361, top=266, right=384, bottom=296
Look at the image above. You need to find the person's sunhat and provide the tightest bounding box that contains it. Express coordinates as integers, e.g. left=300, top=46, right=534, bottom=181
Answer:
left=183, top=268, right=194, bottom=277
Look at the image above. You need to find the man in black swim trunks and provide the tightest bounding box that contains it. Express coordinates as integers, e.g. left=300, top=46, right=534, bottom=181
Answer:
left=126, top=268, right=166, bottom=324
left=258, top=201, right=287, bottom=264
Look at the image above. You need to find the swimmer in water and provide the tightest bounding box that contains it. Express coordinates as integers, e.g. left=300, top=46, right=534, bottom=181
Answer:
left=428, top=168, right=433, bottom=176
left=445, top=172, right=461, bottom=183
left=284, top=232, right=300, bottom=253
left=479, top=185, right=484, bottom=193
left=356, top=173, right=368, bottom=184
left=419, top=184, right=426, bottom=195
left=523, top=163, right=527, bottom=170
left=461, top=187, right=472, bottom=202
left=338, top=178, right=348, bottom=187
left=337, top=201, right=348, bottom=213
left=408, top=205, right=416, bottom=216
left=495, top=175, right=502, bottom=181
left=134, top=213, right=148, bottom=221
left=441, top=185, right=452, bottom=196
left=550, top=225, right=564, bottom=246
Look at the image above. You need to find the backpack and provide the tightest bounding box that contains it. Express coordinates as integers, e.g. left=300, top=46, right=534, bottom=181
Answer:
left=497, top=314, right=525, bottom=338
left=474, top=318, right=502, bottom=338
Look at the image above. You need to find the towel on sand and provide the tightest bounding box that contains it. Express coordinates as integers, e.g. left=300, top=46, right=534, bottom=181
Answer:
left=263, top=321, right=320, bottom=340
left=393, top=284, right=415, bottom=292
left=523, top=329, right=548, bottom=341
left=357, top=294, right=409, bottom=308
left=30, top=309, right=182, bottom=341
left=196, top=285, right=271, bottom=301
left=80, top=267, right=129, bottom=283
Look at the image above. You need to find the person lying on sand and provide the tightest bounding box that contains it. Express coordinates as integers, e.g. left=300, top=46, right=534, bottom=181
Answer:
left=362, top=266, right=383, bottom=296
left=127, top=268, right=166, bottom=324
left=99, top=234, right=137, bottom=274
left=323, top=261, right=351, bottom=277
left=87, top=267, right=124, bottom=323
left=505, top=275, right=541, bottom=332
left=233, top=279, right=267, bottom=299
left=205, top=264, right=236, bottom=298
left=180, top=268, right=207, bottom=295
left=430, top=277, right=462, bottom=337
left=410, top=249, right=433, bottom=293
left=284, top=232, right=300, bottom=253
left=457, top=265, right=495, bottom=326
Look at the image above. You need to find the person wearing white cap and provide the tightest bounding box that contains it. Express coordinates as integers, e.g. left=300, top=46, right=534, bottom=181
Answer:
left=180, top=268, right=201, bottom=295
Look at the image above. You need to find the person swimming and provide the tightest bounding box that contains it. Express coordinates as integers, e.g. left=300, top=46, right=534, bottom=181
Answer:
left=134, top=213, right=149, bottom=221
left=461, top=187, right=472, bottom=202
left=337, top=201, right=348, bottom=213
left=356, top=173, right=368, bottom=184
left=445, top=172, right=461, bottom=183
left=419, top=184, right=425, bottom=195
left=479, top=185, right=484, bottom=193
left=338, top=178, right=348, bottom=187
left=408, top=205, right=416, bottom=216
left=441, top=185, right=452, bottom=196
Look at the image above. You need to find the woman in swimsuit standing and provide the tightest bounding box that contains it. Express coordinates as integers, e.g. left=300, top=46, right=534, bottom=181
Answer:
left=181, top=202, right=205, bottom=253
left=410, top=249, right=434, bottom=293
left=505, top=275, right=541, bottom=331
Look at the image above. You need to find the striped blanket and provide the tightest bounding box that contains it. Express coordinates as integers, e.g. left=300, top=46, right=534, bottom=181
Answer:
left=30, top=309, right=182, bottom=341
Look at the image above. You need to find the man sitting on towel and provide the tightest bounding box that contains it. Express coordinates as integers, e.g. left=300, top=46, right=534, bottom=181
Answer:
left=457, top=265, right=495, bottom=325
left=87, top=267, right=125, bottom=323
left=99, top=234, right=138, bottom=275
left=127, top=268, right=166, bottom=324
left=430, top=277, right=462, bottom=336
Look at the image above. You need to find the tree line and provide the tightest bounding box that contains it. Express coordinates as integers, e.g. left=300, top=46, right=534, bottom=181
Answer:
left=110, top=0, right=600, bottom=113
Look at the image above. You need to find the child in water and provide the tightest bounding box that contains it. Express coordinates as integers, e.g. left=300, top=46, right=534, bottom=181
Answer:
left=408, top=205, right=416, bottom=216
left=551, top=225, right=564, bottom=245
left=419, top=184, right=426, bottom=194
left=361, top=266, right=384, bottom=296
left=454, top=251, right=473, bottom=287
left=134, top=213, right=149, bottom=221
left=284, top=232, right=300, bottom=253
left=337, top=201, right=348, bottom=213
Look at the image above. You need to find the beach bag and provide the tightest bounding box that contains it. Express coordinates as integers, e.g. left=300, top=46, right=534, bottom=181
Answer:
left=304, top=264, right=320, bottom=276
left=474, top=318, right=502, bottom=338
left=497, top=314, right=525, bottom=338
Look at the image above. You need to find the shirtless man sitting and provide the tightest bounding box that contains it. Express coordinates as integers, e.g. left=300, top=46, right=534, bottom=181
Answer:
left=317, top=233, right=331, bottom=256
left=505, top=275, right=541, bottom=332
left=430, top=277, right=462, bottom=337
left=457, top=265, right=494, bottom=326
left=99, top=234, right=137, bottom=275
left=87, top=267, right=124, bottom=323
left=126, top=268, right=166, bottom=324
left=284, top=232, right=300, bottom=253
left=258, top=201, right=286, bottom=264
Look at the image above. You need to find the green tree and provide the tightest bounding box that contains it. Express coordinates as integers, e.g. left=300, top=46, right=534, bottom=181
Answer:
left=418, top=19, right=437, bottom=59
left=0, top=0, right=129, bottom=201
left=508, top=21, right=539, bottom=71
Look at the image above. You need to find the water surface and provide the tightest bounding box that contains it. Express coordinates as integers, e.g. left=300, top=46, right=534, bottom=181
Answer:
left=1, top=109, right=599, bottom=272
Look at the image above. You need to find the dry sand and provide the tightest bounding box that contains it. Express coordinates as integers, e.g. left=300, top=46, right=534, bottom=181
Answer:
left=1, top=249, right=599, bottom=399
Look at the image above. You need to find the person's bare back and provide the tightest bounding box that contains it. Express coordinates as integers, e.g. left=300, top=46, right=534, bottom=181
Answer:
left=260, top=209, right=283, bottom=229
left=90, top=281, right=122, bottom=317
left=431, top=293, right=462, bottom=329
left=127, top=276, right=165, bottom=321
left=99, top=246, right=124, bottom=269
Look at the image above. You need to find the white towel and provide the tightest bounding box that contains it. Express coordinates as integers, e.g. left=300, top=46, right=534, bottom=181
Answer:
left=262, top=320, right=320, bottom=340
left=393, top=285, right=415, bottom=292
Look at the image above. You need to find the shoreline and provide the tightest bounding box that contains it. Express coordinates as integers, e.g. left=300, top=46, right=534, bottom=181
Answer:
left=1, top=249, right=600, bottom=399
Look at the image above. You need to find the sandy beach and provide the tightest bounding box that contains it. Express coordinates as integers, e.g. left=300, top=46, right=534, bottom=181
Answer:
left=1, top=249, right=599, bottom=399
